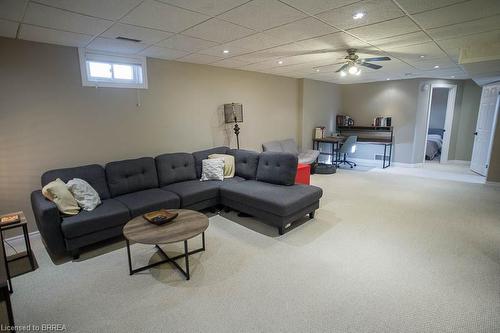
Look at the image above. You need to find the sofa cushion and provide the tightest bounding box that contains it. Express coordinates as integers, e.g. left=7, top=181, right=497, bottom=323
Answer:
left=220, top=180, right=322, bottom=217
left=61, top=199, right=129, bottom=239
left=114, top=188, right=180, bottom=217
left=262, top=141, right=282, bottom=152
left=161, top=179, right=221, bottom=207
left=256, top=152, right=298, bottom=186
left=42, top=164, right=110, bottom=199
left=192, top=146, right=229, bottom=178
left=280, top=139, right=299, bottom=155
left=228, top=149, right=259, bottom=180
left=106, top=157, right=158, bottom=197
left=156, top=153, right=197, bottom=186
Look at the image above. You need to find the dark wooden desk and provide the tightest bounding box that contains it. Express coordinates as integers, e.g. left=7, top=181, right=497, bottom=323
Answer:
left=313, top=137, right=343, bottom=165
left=0, top=240, right=15, bottom=330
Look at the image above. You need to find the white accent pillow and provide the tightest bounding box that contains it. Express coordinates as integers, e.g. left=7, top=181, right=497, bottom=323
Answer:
left=200, top=159, right=224, bottom=181
left=66, top=178, right=101, bottom=211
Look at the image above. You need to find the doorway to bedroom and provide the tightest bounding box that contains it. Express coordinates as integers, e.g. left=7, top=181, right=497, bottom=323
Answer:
left=424, top=84, right=457, bottom=164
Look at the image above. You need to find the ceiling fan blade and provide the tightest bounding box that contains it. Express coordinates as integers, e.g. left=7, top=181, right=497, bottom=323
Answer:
left=335, top=63, right=349, bottom=73
left=361, top=56, right=391, bottom=62
left=360, top=62, right=382, bottom=70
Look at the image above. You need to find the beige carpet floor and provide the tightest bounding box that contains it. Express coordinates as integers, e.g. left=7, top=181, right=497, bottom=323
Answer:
left=9, top=169, right=500, bottom=332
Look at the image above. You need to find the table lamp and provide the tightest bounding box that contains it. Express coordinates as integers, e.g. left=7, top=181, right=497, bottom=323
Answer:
left=224, top=103, right=243, bottom=149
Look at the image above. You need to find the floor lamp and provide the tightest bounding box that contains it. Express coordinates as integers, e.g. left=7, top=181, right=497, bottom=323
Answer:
left=224, top=103, right=243, bottom=149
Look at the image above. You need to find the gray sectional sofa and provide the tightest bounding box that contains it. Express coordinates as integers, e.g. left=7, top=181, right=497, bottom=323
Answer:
left=31, top=147, right=322, bottom=258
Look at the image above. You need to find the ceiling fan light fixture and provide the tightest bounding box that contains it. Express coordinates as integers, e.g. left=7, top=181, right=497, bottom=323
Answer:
left=355, top=69, right=361, bottom=76
left=348, top=65, right=359, bottom=74
left=353, top=12, right=365, bottom=20
left=340, top=71, right=347, bottom=77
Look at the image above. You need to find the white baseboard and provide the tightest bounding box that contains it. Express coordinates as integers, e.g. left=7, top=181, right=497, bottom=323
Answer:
left=348, top=158, right=421, bottom=168
left=393, top=162, right=423, bottom=168
left=486, top=181, right=500, bottom=186
left=447, top=160, right=470, bottom=165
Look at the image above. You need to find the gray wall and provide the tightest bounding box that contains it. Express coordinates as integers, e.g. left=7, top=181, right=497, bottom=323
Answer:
left=0, top=37, right=300, bottom=231
left=299, top=79, right=341, bottom=153
left=429, top=88, right=448, bottom=129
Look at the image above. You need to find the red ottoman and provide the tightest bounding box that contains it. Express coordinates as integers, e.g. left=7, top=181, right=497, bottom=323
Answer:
left=295, top=163, right=311, bottom=185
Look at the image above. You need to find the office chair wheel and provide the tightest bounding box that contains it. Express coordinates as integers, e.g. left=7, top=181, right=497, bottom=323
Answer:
left=350, top=165, right=353, bottom=168
left=354, top=163, right=357, bottom=166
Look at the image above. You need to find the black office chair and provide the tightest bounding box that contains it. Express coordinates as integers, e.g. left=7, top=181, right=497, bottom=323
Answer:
left=336, top=136, right=357, bottom=168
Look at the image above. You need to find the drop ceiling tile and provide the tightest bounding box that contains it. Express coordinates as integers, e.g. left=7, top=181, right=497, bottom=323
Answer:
left=19, top=24, right=93, bottom=47
left=211, top=58, right=250, bottom=68
left=139, top=45, right=189, bottom=59
left=295, top=32, right=371, bottom=52
left=383, top=42, right=447, bottom=61
left=156, top=34, right=218, bottom=52
left=316, top=0, right=404, bottom=30
left=0, top=0, right=27, bottom=21
left=427, top=15, right=500, bottom=41
left=101, top=23, right=173, bottom=44
left=371, top=31, right=431, bottom=49
left=437, top=30, right=500, bottom=51
left=406, top=57, right=457, bottom=70
left=412, top=0, right=500, bottom=29
left=347, top=17, right=420, bottom=41
left=23, top=2, right=113, bottom=35
left=264, top=17, right=338, bottom=44
left=121, top=0, right=209, bottom=33
left=199, top=44, right=250, bottom=57
left=280, top=0, right=361, bottom=15
left=222, top=32, right=285, bottom=52
left=394, top=0, right=464, bottom=14
left=178, top=53, right=223, bottom=64
left=87, top=37, right=149, bottom=54
left=218, top=0, right=306, bottom=31
left=158, top=0, right=249, bottom=16
left=34, top=0, right=142, bottom=20
left=0, top=19, right=18, bottom=38
left=183, top=18, right=255, bottom=43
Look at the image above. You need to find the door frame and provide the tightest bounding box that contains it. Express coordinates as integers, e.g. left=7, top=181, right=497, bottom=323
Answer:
left=423, top=83, right=458, bottom=163
left=484, top=89, right=500, bottom=175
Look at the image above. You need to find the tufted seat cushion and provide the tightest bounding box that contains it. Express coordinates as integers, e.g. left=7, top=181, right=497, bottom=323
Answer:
left=114, top=188, right=180, bottom=217
left=256, top=152, right=298, bottom=186
left=220, top=180, right=322, bottom=217
left=228, top=149, right=259, bottom=180
left=156, top=153, right=197, bottom=186
left=61, top=199, right=129, bottom=239
left=105, top=157, right=158, bottom=197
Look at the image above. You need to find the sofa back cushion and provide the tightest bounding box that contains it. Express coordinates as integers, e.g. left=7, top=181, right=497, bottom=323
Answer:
left=256, top=152, right=298, bottom=186
left=228, top=149, right=260, bottom=180
left=192, top=146, right=229, bottom=178
left=42, top=164, right=110, bottom=200
left=280, top=139, right=299, bottom=155
left=105, top=157, right=158, bottom=197
left=155, top=153, right=197, bottom=186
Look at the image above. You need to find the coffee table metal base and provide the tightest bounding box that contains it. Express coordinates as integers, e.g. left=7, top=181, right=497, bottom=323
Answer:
left=126, top=232, right=205, bottom=280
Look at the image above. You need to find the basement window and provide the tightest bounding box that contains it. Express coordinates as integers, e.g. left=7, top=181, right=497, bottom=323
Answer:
left=78, top=49, right=148, bottom=89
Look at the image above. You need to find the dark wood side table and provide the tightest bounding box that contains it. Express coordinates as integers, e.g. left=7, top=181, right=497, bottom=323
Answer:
left=0, top=240, right=15, bottom=330
left=123, top=209, right=208, bottom=280
left=0, top=211, right=35, bottom=293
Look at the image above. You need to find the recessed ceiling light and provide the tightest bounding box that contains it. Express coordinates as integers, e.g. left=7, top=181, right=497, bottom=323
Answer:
left=386, top=78, right=390, bottom=80
left=315, top=69, right=320, bottom=72
left=353, top=12, right=365, bottom=20
left=340, top=71, right=347, bottom=77
left=451, top=75, right=455, bottom=78
left=223, top=50, right=229, bottom=54
left=277, top=60, right=283, bottom=65
left=420, top=55, right=425, bottom=58
left=433, top=65, right=439, bottom=69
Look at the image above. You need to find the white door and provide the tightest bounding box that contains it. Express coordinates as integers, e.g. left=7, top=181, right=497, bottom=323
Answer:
left=471, top=84, right=500, bottom=176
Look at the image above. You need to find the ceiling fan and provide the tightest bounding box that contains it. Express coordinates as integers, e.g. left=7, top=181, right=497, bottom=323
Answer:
left=335, top=48, right=391, bottom=76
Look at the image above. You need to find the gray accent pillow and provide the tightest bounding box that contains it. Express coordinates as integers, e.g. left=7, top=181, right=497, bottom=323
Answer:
left=200, top=159, right=224, bottom=181
left=66, top=178, right=101, bottom=211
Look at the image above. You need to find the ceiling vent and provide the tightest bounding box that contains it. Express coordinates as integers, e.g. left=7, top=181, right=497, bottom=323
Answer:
left=116, top=36, right=141, bottom=43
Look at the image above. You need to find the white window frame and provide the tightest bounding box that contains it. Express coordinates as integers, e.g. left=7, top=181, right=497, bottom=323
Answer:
left=78, top=48, right=148, bottom=89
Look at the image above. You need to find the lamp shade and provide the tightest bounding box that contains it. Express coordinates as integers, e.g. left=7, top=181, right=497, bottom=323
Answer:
left=224, top=103, right=243, bottom=123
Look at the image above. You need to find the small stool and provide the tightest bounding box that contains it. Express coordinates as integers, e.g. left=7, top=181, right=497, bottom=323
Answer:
left=0, top=211, right=35, bottom=293
left=295, top=163, right=311, bottom=185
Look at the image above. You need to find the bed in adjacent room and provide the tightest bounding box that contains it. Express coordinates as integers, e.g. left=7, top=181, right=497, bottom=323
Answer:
left=425, top=128, right=444, bottom=160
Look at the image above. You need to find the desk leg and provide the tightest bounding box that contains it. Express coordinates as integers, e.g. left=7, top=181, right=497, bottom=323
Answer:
left=383, top=144, right=387, bottom=168
left=388, top=144, right=393, bottom=167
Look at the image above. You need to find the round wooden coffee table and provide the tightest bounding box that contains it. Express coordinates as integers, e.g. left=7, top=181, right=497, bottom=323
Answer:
left=123, top=209, right=208, bottom=280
